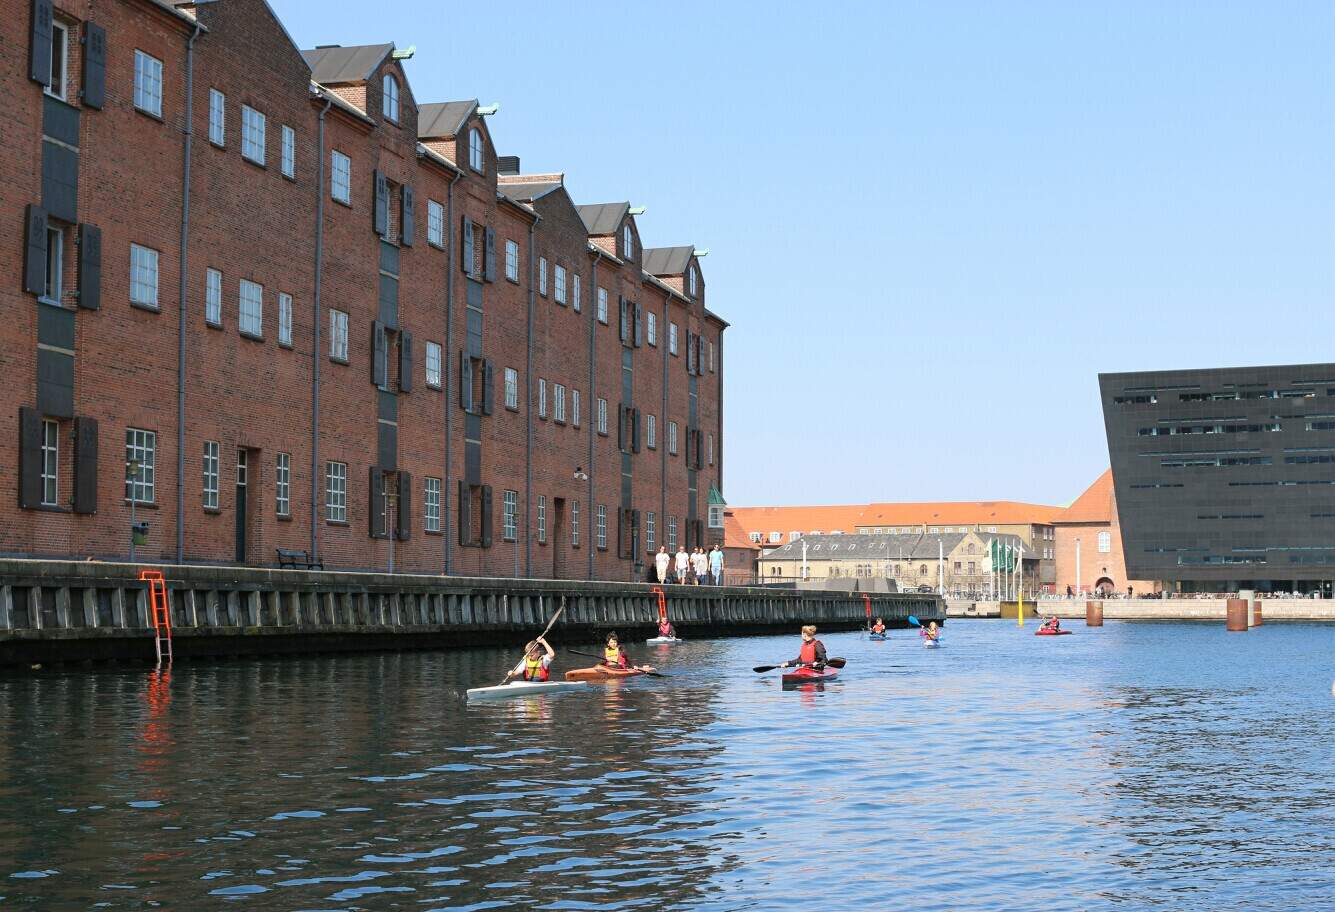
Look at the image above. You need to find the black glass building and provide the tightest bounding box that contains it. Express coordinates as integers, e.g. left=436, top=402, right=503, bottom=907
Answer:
left=1101, top=363, right=1335, bottom=594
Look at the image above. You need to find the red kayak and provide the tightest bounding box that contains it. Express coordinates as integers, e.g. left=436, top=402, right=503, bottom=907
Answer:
left=781, top=665, right=839, bottom=684
left=1035, top=628, right=1072, bottom=636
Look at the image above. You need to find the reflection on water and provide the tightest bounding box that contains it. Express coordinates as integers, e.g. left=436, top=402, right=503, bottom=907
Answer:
left=1, top=623, right=1334, bottom=910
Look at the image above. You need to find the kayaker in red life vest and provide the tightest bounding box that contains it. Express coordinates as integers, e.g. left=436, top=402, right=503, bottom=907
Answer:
left=657, top=618, right=677, bottom=638
left=870, top=618, right=886, bottom=635
left=921, top=621, right=941, bottom=641
left=781, top=625, right=827, bottom=669
left=603, top=633, right=654, bottom=673
left=505, top=636, right=555, bottom=682
left=1041, top=616, right=1061, bottom=632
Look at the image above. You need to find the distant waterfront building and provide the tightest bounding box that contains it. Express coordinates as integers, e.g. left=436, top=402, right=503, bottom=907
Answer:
left=1052, top=470, right=1159, bottom=597
left=1101, top=363, right=1335, bottom=595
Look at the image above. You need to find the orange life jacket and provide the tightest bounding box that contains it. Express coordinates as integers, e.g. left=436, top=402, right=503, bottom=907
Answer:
left=524, top=655, right=549, bottom=682
left=871, top=623, right=885, bottom=633
left=799, top=638, right=820, bottom=664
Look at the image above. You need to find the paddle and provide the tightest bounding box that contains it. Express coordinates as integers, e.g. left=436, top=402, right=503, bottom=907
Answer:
left=567, top=648, right=668, bottom=678
left=907, top=615, right=921, bottom=627
left=752, top=657, right=847, bottom=674
left=499, top=599, right=565, bottom=685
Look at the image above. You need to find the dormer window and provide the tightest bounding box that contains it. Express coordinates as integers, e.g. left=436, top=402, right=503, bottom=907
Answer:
left=469, top=127, right=484, bottom=172
left=622, top=224, right=633, bottom=258
left=688, top=264, right=698, bottom=297
left=382, top=73, right=399, bottom=123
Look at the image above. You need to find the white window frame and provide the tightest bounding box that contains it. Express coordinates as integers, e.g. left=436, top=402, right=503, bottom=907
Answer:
left=275, top=452, right=291, bottom=517
left=382, top=72, right=399, bottom=123
left=1098, top=531, right=1112, bottom=553
left=125, top=428, right=156, bottom=504
left=597, top=398, right=608, bottom=436
left=278, top=292, right=293, bottom=346
left=505, top=239, right=519, bottom=281
left=538, top=257, right=548, bottom=296
left=241, top=104, right=266, bottom=165
left=537, top=494, right=547, bottom=543
left=554, top=265, right=567, bottom=304
left=572, top=273, right=581, bottom=312
left=426, top=341, right=442, bottom=389
left=504, top=367, right=519, bottom=410
left=469, top=127, right=484, bottom=172
left=331, top=150, right=351, bottom=204
left=709, top=503, right=724, bottom=529
left=202, top=440, right=219, bottom=509
left=572, top=500, right=581, bottom=546
left=669, top=516, right=679, bottom=551
left=503, top=490, right=518, bottom=541
left=708, top=432, right=714, bottom=465
left=40, top=227, right=62, bottom=306
left=329, top=309, right=349, bottom=361
left=709, top=341, right=715, bottom=372
left=40, top=419, right=58, bottom=507
left=205, top=268, right=222, bottom=326
left=647, top=511, right=656, bottom=552
left=239, top=278, right=263, bottom=337
left=554, top=383, right=566, bottom=423
left=208, top=89, right=225, bottom=146
left=596, top=504, right=608, bottom=550
left=669, top=322, right=679, bottom=355
left=538, top=378, right=548, bottom=419
left=281, top=125, right=295, bottom=178
left=647, top=414, right=657, bottom=449
left=689, top=265, right=698, bottom=297
left=133, top=50, right=163, bottom=117
left=325, top=461, right=347, bottom=522
left=622, top=224, right=633, bottom=258
left=668, top=421, right=679, bottom=455
left=572, top=389, right=581, bottom=428
left=130, top=244, right=159, bottom=309
left=427, top=200, right=445, bottom=248
left=425, top=476, right=441, bottom=532
left=46, top=22, right=69, bottom=101
left=597, top=287, right=608, bottom=324
left=647, top=311, right=657, bottom=346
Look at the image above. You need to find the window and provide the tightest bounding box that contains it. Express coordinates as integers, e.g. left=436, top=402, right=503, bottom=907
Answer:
left=201, top=440, right=219, bottom=509
left=504, top=367, right=519, bottom=410
left=597, top=398, right=608, bottom=435
left=749, top=531, right=762, bottom=543
left=709, top=503, right=724, bottom=529
left=709, top=341, right=715, bottom=372
left=768, top=531, right=782, bottom=543
left=241, top=105, right=266, bottom=165
left=538, top=379, right=548, bottom=418
left=646, top=512, right=656, bottom=551
left=647, top=414, right=656, bottom=449
left=689, top=265, right=698, bottom=297
left=281, top=125, right=295, bottom=178
left=668, top=421, right=679, bottom=455
left=205, top=268, right=222, bottom=325
left=790, top=531, right=802, bottom=541
left=554, top=265, right=567, bottom=304
left=596, top=505, right=608, bottom=550
left=669, top=322, right=678, bottom=355
left=572, top=273, right=581, bottom=312
left=669, top=516, right=679, bottom=550
left=325, top=461, right=346, bottom=522
left=45, top=22, right=68, bottom=100
left=622, top=224, right=633, bottom=258
left=382, top=73, right=399, bottom=122
left=1098, top=531, right=1112, bottom=553
left=239, top=279, right=263, bottom=337
left=647, top=311, right=657, bottom=346
left=538, top=257, right=548, bottom=296
left=276, top=452, right=290, bottom=516
left=537, top=495, right=547, bottom=543
left=505, top=239, right=519, bottom=281
left=468, top=127, right=484, bottom=171
left=707, top=433, right=714, bottom=466
left=503, top=490, right=518, bottom=541
left=425, top=477, right=441, bottom=532
left=597, top=287, right=608, bottom=324
left=331, top=151, right=351, bottom=204
left=130, top=244, right=159, bottom=309
left=133, top=50, right=163, bottom=117
left=572, top=500, right=581, bottom=546
left=428, top=200, right=445, bottom=247
left=554, top=384, right=566, bottom=423
left=40, top=227, right=62, bottom=306
left=426, top=342, right=442, bottom=389
left=208, top=89, right=225, bottom=145
left=329, top=309, right=349, bottom=361
left=40, top=419, right=58, bottom=507
left=572, top=389, right=581, bottom=427
left=278, top=293, right=293, bottom=346
left=125, top=428, right=156, bottom=504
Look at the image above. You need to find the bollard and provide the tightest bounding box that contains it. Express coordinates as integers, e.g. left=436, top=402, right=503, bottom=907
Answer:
left=1086, top=600, right=1104, bottom=627
left=1225, top=598, right=1248, bottom=631
left=1252, top=599, right=1262, bottom=627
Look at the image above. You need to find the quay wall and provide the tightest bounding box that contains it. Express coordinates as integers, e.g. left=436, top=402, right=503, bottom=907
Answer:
left=0, top=560, right=943, bottom=666
left=948, top=598, right=1335, bottom=621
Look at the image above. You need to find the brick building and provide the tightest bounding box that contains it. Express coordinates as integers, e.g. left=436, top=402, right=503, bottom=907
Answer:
left=1052, top=470, right=1159, bottom=597
left=5, top=0, right=726, bottom=580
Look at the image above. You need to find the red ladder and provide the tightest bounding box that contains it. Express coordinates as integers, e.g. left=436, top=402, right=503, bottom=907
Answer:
left=652, top=586, right=667, bottom=622
left=139, top=570, right=173, bottom=665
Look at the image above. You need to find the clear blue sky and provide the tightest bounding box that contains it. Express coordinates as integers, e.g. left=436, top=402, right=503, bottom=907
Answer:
left=276, top=1, right=1334, bottom=508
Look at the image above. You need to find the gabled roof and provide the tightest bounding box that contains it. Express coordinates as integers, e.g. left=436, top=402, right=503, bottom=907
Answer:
left=418, top=100, right=477, bottom=139
left=643, top=246, right=694, bottom=277
left=497, top=176, right=563, bottom=203
left=301, top=44, right=394, bottom=85
left=723, top=511, right=760, bottom=552
left=1054, top=470, right=1114, bottom=524
left=577, top=202, right=629, bottom=235
left=857, top=501, right=1065, bottom=527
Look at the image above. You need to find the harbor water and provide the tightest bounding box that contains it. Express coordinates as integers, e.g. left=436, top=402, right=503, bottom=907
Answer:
left=2, top=620, right=1334, bottom=910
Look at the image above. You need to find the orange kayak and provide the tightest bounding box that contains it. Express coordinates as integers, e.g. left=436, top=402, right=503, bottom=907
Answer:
left=563, top=665, right=654, bottom=682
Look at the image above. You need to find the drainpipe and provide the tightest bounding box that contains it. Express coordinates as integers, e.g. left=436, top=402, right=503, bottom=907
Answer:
left=175, top=22, right=202, bottom=564
left=523, top=214, right=540, bottom=577
left=443, top=168, right=461, bottom=575
left=661, top=288, right=670, bottom=551
left=587, top=254, right=599, bottom=580
left=310, top=95, right=332, bottom=561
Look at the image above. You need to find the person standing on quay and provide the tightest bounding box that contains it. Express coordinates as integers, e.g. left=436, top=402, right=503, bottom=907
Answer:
left=675, top=545, right=690, bottom=584
left=655, top=546, right=671, bottom=584
left=690, top=548, right=706, bottom=585
left=709, top=544, right=724, bottom=585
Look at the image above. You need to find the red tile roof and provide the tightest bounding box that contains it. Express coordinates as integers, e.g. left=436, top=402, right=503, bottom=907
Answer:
left=857, top=501, right=1065, bottom=526
left=728, top=505, right=867, bottom=540
left=722, top=510, right=761, bottom=551
left=1054, top=470, right=1114, bottom=524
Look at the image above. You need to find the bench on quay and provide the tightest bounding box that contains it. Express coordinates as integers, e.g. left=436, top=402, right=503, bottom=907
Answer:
left=276, top=548, right=323, bottom=571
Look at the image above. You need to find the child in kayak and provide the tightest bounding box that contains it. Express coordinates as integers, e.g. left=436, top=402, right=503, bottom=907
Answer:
left=602, top=633, right=654, bottom=673
left=505, top=636, right=555, bottom=682
left=1041, top=616, right=1062, bottom=632
left=781, top=625, right=827, bottom=669
left=657, top=618, right=677, bottom=639
left=921, top=621, right=941, bottom=642
left=870, top=618, right=886, bottom=635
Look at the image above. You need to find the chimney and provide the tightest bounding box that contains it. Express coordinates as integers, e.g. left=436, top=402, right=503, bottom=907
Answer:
left=497, top=155, right=520, bottom=175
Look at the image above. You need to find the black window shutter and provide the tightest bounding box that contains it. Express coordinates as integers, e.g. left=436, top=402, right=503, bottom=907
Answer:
left=78, top=223, right=101, bottom=310
left=396, top=471, right=411, bottom=541
left=373, top=169, right=388, bottom=237
left=371, top=320, right=387, bottom=387
left=632, top=408, right=641, bottom=453
left=483, top=227, right=496, bottom=282
left=82, top=22, right=106, bottom=109
left=73, top=415, right=98, bottom=513
left=30, top=0, right=52, bottom=86
left=398, top=329, right=413, bottom=393
left=480, top=485, right=494, bottom=547
left=18, top=407, right=43, bottom=509
left=24, top=205, right=48, bottom=296
left=399, top=184, right=414, bottom=246
left=461, top=217, right=474, bottom=274
left=457, top=480, right=471, bottom=546
left=482, top=360, right=494, bottom=415
left=369, top=466, right=385, bottom=537
left=459, top=351, right=473, bottom=412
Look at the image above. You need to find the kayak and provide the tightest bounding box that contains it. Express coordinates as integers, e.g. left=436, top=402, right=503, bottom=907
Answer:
left=646, top=636, right=682, bottom=644
left=466, top=680, right=587, bottom=701
left=923, top=639, right=944, bottom=649
left=564, top=665, right=654, bottom=682
left=781, top=665, right=840, bottom=684
left=1035, top=628, right=1072, bottom=636
left=868, top=633, right=887, bottom=641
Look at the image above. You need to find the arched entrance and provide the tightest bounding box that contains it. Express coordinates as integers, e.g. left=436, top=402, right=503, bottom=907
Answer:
left=1094, top=577, right=1115, bottom=596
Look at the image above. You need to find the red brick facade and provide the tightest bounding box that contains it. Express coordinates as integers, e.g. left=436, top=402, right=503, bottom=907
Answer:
left=3, top=0, right=726, bottom=580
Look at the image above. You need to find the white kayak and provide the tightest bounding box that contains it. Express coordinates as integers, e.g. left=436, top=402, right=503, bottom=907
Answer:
left=923, top=639, right=944, bottom=649
left=646, top=636, right=682, bottom=644
left=466, top=680, right=587, bottom=701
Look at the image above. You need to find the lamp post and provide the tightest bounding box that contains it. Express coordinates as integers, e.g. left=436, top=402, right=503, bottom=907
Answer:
left=126, top=459, right=141, bottom=562
left=1075, top=537, right=1082, bottom=601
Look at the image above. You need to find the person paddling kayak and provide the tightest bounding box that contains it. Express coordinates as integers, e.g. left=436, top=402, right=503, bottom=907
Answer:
left=656, top=618, right=677, bottom=639
left=920, top=620, right=941, bottom=642
left=504, top=636, right=555, bottom=682
left=601, top=632, right=655, bottom=673
left=1040, top=616, right=1062, bottom=633
left=870, top=617, right=886, bottom=635
left=780, top=625, right=827, bottom=669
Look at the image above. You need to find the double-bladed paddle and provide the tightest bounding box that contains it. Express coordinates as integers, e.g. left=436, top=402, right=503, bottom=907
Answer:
left=567, top=648, right=667, bottom=677
left=499, top=599, right=565, bottom=685
left=752, top=657, right=847, bottom=674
